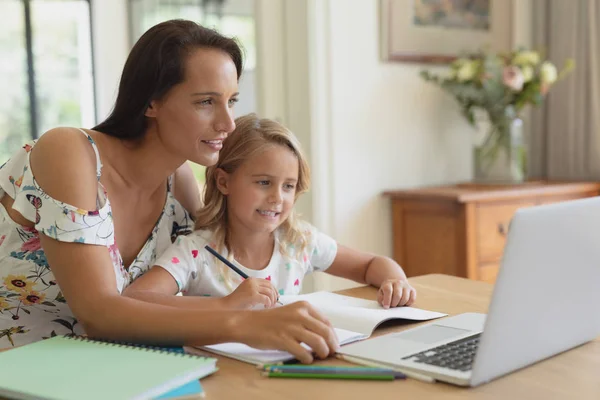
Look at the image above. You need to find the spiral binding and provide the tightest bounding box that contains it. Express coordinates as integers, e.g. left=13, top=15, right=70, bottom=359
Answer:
left=64, top=335, right=212, bottom=360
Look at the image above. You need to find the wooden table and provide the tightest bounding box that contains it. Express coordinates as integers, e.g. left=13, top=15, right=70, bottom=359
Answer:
left=201, top=274, right=600, bottom=400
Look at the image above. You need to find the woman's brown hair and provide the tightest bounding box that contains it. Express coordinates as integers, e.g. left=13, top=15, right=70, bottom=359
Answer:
left=93, top=19, right=243, bottom=141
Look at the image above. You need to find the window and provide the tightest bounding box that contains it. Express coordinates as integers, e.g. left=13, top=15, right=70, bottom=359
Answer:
left=129, top=0, right=257, bottom=183
left=0, top=0, right=95, bottom=165
left=129, top=0, right=256, bottom=69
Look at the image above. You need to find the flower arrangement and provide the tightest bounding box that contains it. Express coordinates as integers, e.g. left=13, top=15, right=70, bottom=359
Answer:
left=421, top=48, right=574, bottom=183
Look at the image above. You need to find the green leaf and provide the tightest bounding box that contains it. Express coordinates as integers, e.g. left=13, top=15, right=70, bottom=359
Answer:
left=461, top=107, right=476, bottom=126
left=42, top=301, right=56, bottom=307
left=52, top=318, right=73, bottom=331
left=54, top=292, right=66, bottom=303
left=22, top=308, right=31, bottom=315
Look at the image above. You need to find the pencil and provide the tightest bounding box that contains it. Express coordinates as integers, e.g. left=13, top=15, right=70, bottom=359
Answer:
left=204, top=245, right=283, bottom=305
left=335, top=354, right=435, bottom=383
left=261, top=371, right=396, bottom=380
left=261, top=364, right=400, bottom=372
left=261, top=365, right=406, bottom=379
left=204, top=245, right=249, bottom=279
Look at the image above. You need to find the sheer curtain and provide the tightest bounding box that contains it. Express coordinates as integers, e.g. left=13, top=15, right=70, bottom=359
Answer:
left=529, top=0, right=600, bottom=180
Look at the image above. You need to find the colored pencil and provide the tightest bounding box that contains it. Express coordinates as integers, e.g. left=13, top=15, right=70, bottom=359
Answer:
left=262, top=371, right=396, bottom=380
left=260, top=365, right=406, bottom=379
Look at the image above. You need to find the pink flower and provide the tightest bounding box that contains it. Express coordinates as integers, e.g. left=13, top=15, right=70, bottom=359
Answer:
left=20, top=236, right=41, bottom=252
left=108, top=243, right=122, bottom=267
left=502, top=66, right=525, bottom=91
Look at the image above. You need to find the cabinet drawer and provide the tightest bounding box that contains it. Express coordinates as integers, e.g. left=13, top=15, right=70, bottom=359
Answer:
left=479, top=262, right=500, bottom=283
left=476, top=201, right=535, bottom=262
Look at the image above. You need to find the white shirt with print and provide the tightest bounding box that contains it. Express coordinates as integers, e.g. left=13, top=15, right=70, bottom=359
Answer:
left=154, top=222, right=338, bottom=297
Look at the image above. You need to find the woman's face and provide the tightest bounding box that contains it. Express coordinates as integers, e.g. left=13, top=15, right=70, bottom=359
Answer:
left=146, top=47, right=239, bottom=167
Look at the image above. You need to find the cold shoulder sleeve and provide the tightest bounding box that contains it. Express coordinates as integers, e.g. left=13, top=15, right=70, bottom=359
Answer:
left=0, top=139, right=114, bottom=246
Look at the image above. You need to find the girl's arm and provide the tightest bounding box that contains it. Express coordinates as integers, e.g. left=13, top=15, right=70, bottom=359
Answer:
left=30, top=129, right=337, bottom=363
left=123, top=267, right=280, bottom=309
left=325, top=244, right=416, bottom=308
left=122, top=267, right=230, bottom=309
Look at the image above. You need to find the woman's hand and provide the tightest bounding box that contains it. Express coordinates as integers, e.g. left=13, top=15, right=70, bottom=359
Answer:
left=234, top=301, right=339, bottom=364
left=377, top=278, right=417, bottom=308
left=222, top=277, right=279, bottom=309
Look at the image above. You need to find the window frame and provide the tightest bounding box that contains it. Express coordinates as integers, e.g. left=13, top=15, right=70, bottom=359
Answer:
left=18, top=0, right=97, bottom=140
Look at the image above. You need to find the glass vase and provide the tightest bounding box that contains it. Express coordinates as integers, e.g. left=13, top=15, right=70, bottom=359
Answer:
left=473, top=117, right=527, bottom=184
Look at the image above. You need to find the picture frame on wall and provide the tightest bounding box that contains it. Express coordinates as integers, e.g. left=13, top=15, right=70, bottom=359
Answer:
left=380, top=0, right=513, bottom=64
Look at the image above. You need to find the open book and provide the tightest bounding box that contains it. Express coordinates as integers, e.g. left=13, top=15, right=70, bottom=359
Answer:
left=191, top=291, right=446, bottom=365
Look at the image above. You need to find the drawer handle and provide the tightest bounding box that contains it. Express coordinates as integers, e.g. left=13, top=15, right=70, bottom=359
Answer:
left=497, top=223, right=508, bottom=236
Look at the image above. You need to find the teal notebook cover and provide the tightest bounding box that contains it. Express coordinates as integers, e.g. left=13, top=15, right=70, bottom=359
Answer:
left=152, top=347, right=204, bottom=399
left=0, top=336, right=216, bottom=400
left=155, top=379, right=203, bottom=399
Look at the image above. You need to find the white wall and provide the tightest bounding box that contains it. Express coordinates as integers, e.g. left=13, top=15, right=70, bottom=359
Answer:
left=305, top=0, right=474, bottom=291
left=285, top=0, right=533, bottom=292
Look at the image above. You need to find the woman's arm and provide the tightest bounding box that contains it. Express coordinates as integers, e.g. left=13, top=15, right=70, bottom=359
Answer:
left=29, top=129, right=337, bottom=363
left=325, top=244, right=416, bottom=308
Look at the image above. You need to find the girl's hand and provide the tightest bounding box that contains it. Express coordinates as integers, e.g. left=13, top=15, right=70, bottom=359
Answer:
left=223, top=277, right=279, bottom=309
left=235, top=301, right=339, bottom=364
left=377, top=278, right=417, bottom=308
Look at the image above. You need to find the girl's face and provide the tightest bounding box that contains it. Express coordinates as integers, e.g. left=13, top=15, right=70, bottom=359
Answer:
left=146, top=47, right=239, bottom=167
left=218, top=144, right=300, bottom=235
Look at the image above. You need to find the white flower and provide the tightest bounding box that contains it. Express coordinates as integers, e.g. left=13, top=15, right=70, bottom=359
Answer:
left=456, top=61, right=477, bottom=82
left=521, top=65, right=534, bottom=83
left=503, top=66, right=525, bottom=91
left=540, top=62, right=558, bottom=84
left=513, top=51, right=540, bottom=66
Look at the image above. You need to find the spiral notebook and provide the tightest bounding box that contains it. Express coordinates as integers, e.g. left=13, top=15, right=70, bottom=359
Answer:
left=0, top=335, right=217, bottom=400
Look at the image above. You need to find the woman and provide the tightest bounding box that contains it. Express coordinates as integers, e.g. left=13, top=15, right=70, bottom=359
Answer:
left=0, top=19, right=337, bottom=364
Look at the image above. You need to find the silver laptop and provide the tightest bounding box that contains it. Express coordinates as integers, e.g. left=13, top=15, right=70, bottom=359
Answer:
left=339, top=196, right=600, bottom=386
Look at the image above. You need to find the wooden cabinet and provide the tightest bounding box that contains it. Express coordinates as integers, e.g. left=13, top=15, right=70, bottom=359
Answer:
left=385, top=181, right=600, bottom=283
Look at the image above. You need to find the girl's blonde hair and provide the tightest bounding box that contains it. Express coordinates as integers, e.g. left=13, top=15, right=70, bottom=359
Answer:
left=195, top=114, right=311, bottom=286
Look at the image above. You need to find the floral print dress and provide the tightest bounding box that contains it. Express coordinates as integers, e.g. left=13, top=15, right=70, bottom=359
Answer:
left=0, top=129, right=193, bottom=348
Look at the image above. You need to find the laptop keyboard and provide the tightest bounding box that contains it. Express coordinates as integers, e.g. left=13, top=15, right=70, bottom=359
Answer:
left=401, top=334, right=481, bottom=372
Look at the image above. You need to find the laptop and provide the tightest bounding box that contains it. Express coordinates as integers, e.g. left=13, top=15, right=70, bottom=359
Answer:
left=339, top=196, right=600, bottom=386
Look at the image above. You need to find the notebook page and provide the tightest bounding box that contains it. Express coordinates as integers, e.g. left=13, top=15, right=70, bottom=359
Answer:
left=199, top=327, right=366, bottom=365
left=280, top=292, right=447, bottom=336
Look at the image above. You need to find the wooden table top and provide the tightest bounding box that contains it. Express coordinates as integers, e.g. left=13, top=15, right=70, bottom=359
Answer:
left=199, top=274, right=600, bottom=400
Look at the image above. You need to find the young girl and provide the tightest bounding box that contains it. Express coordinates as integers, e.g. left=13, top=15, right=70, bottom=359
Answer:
left=125, top=114, right=416, bottom=310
